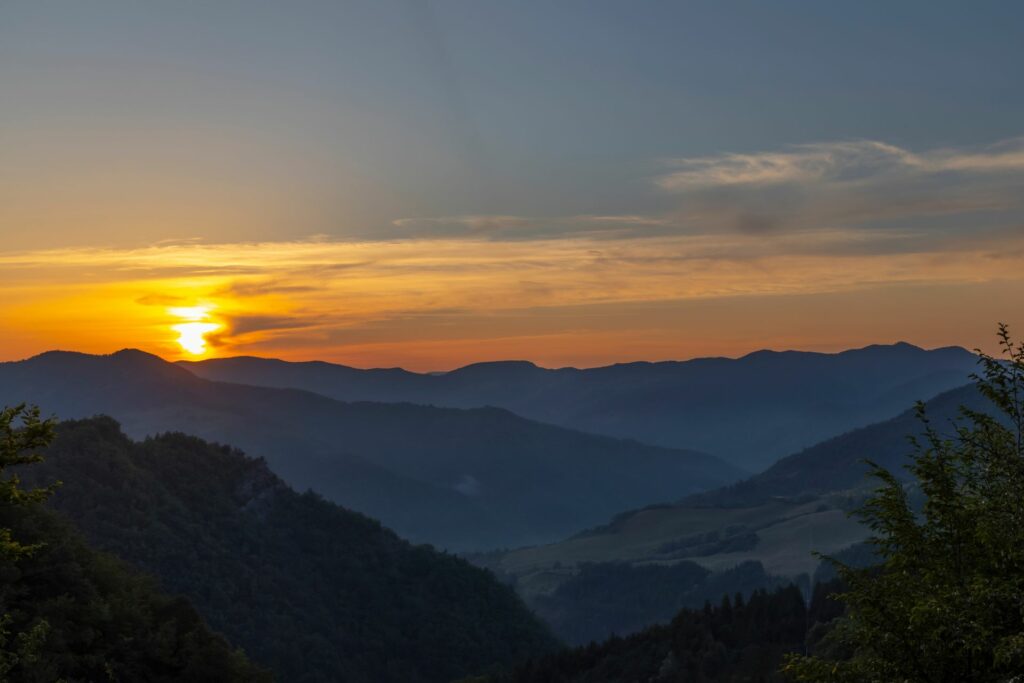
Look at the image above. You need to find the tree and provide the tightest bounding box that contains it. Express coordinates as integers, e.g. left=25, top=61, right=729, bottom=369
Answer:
left=784, top=324, right=1024, bottom=682
left=0, top=405, right=57, bottom=674
left=0, top=405, right=57, bottom=560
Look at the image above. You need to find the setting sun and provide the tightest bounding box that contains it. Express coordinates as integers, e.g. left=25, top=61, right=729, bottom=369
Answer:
left=169, top=305, right=220, bottom=356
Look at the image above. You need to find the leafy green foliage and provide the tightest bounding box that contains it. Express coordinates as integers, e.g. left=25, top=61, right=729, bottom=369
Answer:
left=0, top=405, right=57, bottom=560
left=31, top=417, right=557, bottom=683
left=785, top=324, right=1024, bottom=682
left=0, top=404, right=268, bottom=681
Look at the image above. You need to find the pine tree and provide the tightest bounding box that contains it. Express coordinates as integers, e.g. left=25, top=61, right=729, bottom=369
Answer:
left=0, top=405, right=57, bottom=560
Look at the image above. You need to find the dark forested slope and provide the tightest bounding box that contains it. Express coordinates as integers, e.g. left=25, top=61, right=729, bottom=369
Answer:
left=477, top=582, right=844, bottom=683
left=27, top=417, right=556, bottom=683
left=0, top=504, right=269, bottom=682
left=0, top=406, right=268, bottom=682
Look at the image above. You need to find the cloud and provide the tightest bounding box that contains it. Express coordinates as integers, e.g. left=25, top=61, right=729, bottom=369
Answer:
left=387, top=139, right=1024, bottom=245
left=651, top=137, right=1024, bottom=240
left=206, top=313, right=326, bottom=348
left=392, top=215, right=533, bottom=237
left=135, top=293, right=188, bottom=306
left=390, top=213, right=676, bottom=241
left=212, top=280, right=321, bottom=298
left=3, top=230, right=1024, bottom=367
left=656, top=141, right=919, bottom=189
left=3, top=136, right=1024, bottom=366
left=656, top=138, right=1024, bottom=190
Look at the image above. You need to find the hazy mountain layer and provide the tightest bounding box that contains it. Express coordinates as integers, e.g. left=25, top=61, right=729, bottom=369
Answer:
left=28, top=417, right=557, bottom=683
left=481, top=382, right=987, bottom=642
left=182, top=342, right=978, bottom=471
left=0, top=350, right=740, bottom=550
left=688, top=382, right=986, bottom=507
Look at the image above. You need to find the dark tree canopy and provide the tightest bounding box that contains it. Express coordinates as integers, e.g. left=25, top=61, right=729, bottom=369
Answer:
left=785, top=324, right=1024, bottom=682
left=0, top=404, right=268, bottom=681
left=472, top=583, right=842, bottom=683
left=29, top=416, right=557, bottom=683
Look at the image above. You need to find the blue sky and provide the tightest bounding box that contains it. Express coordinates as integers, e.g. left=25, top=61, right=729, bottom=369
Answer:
left=3, top=0, right=1022, bottom=246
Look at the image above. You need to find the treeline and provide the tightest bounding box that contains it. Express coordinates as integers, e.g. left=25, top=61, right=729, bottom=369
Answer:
left=476, top=581, right=843, bottom=683
left=534, top=560, right=796, bottom=645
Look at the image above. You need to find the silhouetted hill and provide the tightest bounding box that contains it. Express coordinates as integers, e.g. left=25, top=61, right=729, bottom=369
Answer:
left=0, top=350, right=740, bottom=550
left=22, top=417, right=555, bottom=683
left=182, top=343, right=978, bottom=470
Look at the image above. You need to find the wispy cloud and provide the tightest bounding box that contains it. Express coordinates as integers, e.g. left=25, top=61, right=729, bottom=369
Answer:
left=3, top=228, right=1024, bottom=362
left=646, top=137, right=1024, bottom=240
left=390, top=214, right=673, bottom=240
left=389, top=139, right=1024, bottom=244
left=3, top=137, right=1024, bottom=367
left=656, top=138, right=1024, bottom=189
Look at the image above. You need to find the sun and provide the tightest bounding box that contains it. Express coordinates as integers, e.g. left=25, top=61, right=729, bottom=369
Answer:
left=169, top=305, right=220, bottom=356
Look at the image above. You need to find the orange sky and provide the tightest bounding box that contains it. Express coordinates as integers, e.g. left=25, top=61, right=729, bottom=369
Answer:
left=3, top=5, right=1024, bottom=370
left=2, top=234, right=1022, bottom=370
left=3, top=136, right=1024, bottom=370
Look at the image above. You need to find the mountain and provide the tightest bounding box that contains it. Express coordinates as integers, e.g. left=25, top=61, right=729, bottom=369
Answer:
left=688, top=382, right=987, bottom=507
left=0, top=350, right=741, bottom=550
left=477, top=381, right=988, bottom=643
left=27, top=417, right=557, bottom=683
left=181, top=343, right=979, bottom=471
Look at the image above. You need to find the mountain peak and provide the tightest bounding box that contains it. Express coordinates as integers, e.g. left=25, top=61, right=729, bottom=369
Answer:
left=110, top=348, right=168, bottom=362
left=446, top=360, right=541, bottom=376
left=17, top=348, right=197, bottom=386
left=853, top=341, right=924, bottom=353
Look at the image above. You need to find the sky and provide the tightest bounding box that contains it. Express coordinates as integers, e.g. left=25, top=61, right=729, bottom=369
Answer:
left=2, top=0, right=1023, bottom=370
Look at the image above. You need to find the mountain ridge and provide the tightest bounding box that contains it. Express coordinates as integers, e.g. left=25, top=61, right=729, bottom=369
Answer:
left=180, top=342, right=980, bottom=470
left=0, top=349, right=740, bottom=551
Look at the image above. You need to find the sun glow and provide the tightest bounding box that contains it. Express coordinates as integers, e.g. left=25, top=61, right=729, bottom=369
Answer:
left=169, top=305, right=220, bottom=356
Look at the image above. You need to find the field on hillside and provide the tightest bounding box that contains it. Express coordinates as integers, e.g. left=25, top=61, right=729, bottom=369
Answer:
left=490, top=496, right=868, bottom=603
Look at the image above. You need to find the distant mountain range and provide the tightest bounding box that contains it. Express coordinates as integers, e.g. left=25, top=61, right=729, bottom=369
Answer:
left=0, top=349, right=740, bottom=551
left=482, top=380, right=990, bottom=642
left=29, top=417, right=556, bottom=682
left=689, top=382, right=987, bottom=507
left=181, top=342, right=979, bottom=471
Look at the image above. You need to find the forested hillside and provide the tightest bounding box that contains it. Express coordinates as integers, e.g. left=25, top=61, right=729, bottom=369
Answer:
left=0, top=405, right=268, bottom=681
left=475, top=582, right=844, bottom=683
left=26, top=416, right=556, bottom=683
